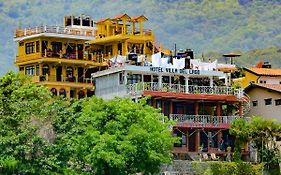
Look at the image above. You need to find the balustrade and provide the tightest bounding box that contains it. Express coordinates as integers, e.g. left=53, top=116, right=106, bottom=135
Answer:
left=126, top=82, right=239, bottom=96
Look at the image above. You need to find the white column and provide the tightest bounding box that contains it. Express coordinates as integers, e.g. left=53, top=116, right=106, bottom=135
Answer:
left=158, top=75, right=162, bottom=90
left=169, top=76, right=172, bottom=88
left=185, top=76, right=189, bottom=93
left=210, top=76, right=213, bottom=87
left=224, top=74, right=228, bottom=86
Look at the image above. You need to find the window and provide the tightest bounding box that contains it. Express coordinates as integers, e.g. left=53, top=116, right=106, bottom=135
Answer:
left=252, top=100, right=258, bottom=107
left=42, top=65, right=49, bottom=75
left=259, top=80, right=266, bottom=84
left=119, top=72, right=124, bottom=84
left=25, top=66, right=35, bottom=75
left=275, top=99, right=281, bottom=106
left=127, top=74, right=141, bottom=84
left=36, top=41, right=40, bottom=52
left=264, top=98, right=272, bottom=105
left=36, top=65, right=39, bottom=75
left=25, top=42, right=35, bottom=54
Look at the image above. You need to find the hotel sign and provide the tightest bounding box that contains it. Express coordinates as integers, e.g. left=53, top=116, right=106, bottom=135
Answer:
left=149, top=67, right=200, bottom=75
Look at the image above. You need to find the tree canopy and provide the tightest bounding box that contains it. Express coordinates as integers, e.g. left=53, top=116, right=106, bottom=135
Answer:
left=0, top=72, right=175, bottom=174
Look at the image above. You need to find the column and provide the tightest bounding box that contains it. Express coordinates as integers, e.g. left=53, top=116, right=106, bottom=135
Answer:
left=124, top=71, right=127, bottom=85
left=239, top=102, right=243, bottom=117
left=195, top=102, right=199, bottom=115
left=195, top=129, right=200, bottom=152
left=152, top=98, right=156, bottom=108
left=218, top=131, right=223, bottom=151
left=106, top=24, right=110, bottom=37
left=216, top=103, right=222, bottom=116
left=132, top=22, right=135, bottom=34
left=158, top=74, right=162, bottom=90
left=139, top=21, right=143, bottom=34
left=186, top=130, right=189, bottom=152
left=224, top=73, right=228, bottom=86
left=122, top=20, right=126, bottom=34
left=169, top=100, right=173, bottom=115
left=185, top=76, right=189, bottom=93
left=210, top=76, right=213, bottom=87
left=216, top=103, right=222, bottom=124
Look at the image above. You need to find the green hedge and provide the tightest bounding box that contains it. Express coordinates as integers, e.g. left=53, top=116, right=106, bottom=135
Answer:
left=192, top=161, right=263, bottom=175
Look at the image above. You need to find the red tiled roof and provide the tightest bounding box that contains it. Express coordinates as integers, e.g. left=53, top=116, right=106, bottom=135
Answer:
left=113, top=13, right=131, bottom=20
left=131, top=15, right=148, bottom=21
left=250, top=83, right=281, bottom=93
left=244, top=67, right=281, bottom=76
left=95, top=18, right=110, bottom=24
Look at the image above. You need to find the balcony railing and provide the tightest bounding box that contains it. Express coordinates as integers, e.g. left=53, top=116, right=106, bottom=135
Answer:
left=36, top=75, right=92, bottom=84
left=169, top=114, right=251, bottom=128
left=126, top=82, right=243, bottom=97
left=15, top=25, right=96, bottom=38
left=170, top=114, right=238, bottom=125
left=16, top=52, right=108, bottom=64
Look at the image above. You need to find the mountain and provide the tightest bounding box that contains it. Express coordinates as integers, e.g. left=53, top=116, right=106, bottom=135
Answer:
left=0, top=0, right=281, bottom=75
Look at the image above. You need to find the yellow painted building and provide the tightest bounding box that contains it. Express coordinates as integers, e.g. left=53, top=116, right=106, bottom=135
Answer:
left=234, top=67, right=281, bottom=88
left=14, top=15, right=106, bottom=98
left=14, top=14, right=163, bottom=98
left=88, top=14, right=167, bottom=61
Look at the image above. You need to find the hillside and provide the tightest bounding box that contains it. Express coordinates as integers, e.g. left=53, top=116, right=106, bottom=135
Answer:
left=0, top=0, right=281, bottom=75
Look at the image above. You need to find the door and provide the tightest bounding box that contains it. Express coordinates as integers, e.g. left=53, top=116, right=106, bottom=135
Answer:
left=56, top=66, right=62, bottom=81
left=78, top=67, right=84, bottom=83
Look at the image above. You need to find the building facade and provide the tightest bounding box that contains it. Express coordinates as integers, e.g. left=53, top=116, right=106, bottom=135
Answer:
left=245, top=83, right=281, bottom=122
left=92, top=58, right=250, bottom=158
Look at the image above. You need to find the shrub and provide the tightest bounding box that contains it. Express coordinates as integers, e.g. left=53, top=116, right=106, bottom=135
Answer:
left=192, top=161, right=262, bottom=175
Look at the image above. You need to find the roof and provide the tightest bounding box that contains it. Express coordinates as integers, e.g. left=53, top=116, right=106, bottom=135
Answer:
left=245, top=83, right=281, bottom=94
left=113, top=13, right=131, bottom=20
left=244, top=67, right=281, bottom=76
left=95, top=18, right=111, bottom=24
left=131, top=15, right=148, bottom=22
left=223, top=53, right=241, bottom=57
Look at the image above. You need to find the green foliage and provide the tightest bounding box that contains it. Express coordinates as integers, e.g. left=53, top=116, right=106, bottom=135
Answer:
left=58, top=97, right=176, bottom=175
left=0, top=72, right=175, bottom=174
left=230, top=116, right=281, bottom=174
left=192, top=161, right=263, bottom=175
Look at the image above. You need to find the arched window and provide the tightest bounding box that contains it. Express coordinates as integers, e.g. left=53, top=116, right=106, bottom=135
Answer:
left=78, top=90, right=85, bottom=99
left=42, top=64, right=50, bottom=75
left=59, top=88, right=66, bottom=98
left=50, top=88, right=57, bottom=96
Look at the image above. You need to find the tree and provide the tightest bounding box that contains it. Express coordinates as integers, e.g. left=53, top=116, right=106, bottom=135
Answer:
left=0, top=72, right=61, bottom=174
left=59, top=97, right=176, bottom=175
left=230, top=116, right=281, bottom=174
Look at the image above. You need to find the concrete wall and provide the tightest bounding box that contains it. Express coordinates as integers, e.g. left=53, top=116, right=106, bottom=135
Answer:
left=258, top=76, right=281, bottom=84
left=247, top=88, right=281, bottom=121
left=95, top=72, right=126, bottom=99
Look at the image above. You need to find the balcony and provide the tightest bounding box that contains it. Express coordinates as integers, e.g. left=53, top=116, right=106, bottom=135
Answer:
left=169, top=114, right=251, bottom=129
left=15, top=25, right=96, bottom=38
left=32, top=75, right=93, bottom=89
left=126, top=82, right=243, bottom=97
left=15, top=51, right=108, bottom=66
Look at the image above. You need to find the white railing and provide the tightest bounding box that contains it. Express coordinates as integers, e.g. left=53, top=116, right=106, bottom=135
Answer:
left=15, top=25, right=95, bottom=38
left=126, top=82, right=241, bottom=96
left=169, top=114, right=238, bottom=125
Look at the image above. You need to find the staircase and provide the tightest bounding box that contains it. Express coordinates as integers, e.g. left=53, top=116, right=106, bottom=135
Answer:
left=234, top=91, right=251, bottom=117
